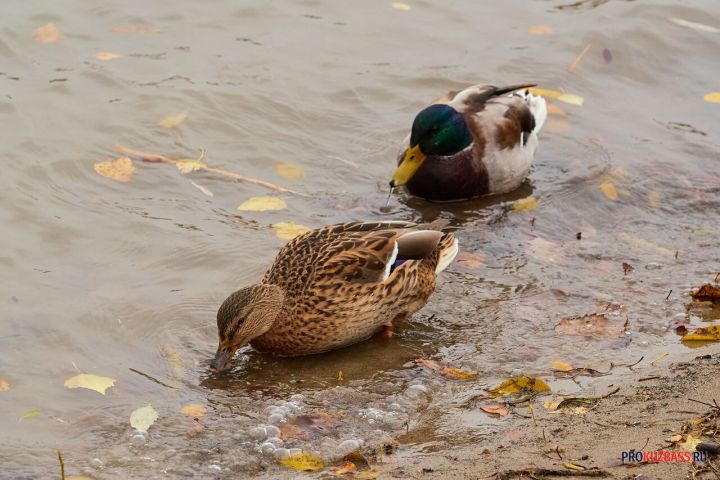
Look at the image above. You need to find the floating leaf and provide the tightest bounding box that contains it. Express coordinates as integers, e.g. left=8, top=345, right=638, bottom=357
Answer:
left=618, top=233, right=675, bottom=256
left=276, top=163, right=305, bottom=181
left=489, top=377, right=551, bottom=397
left=669, top=17, right=720, bottom=33
left=180, top=404, right=206, bottom=417
left=19, top=408, right=39, bottom=421
left=113, top=25, right=162, bottom=34
left=279, top=450, right=324, bottom=471
left=190, top=181, right=214, bottom=197
left=480, top=403, right=510, bottom=416
left=159, top=111, right=188, bottom=129
left=704, top=92, right=720, bottom=103
left=33, top=23, right=62, bottom=44
left=391, top=2, right=411, bottom=10
left=272, top=221, right=311, bottom=240
left=64, top=374, right=116, bottom=395
left=682, top=325, right=720, bottom=342
left=599, top=182, right=618, bottom=200
left=414, top=358, right=478, bottom=379
left=280, top=412, right=343, bottom=440
left=648, top=190, right=661, bottom=208
left=176, top=160, right=207, bottom=174
left=161, top=344, right=185, bottom=380
left=454, top=251, right=484, bottom=270
left=0, top=379, right=9, bottom=391
left=546, top=103, right=567, bottom=116
left=94, top=157, right=135, bottom=182
left=93, top=51, right=121, bottom=61
left=512, top=197, right=540, bottom=212
left=551, top=361, right=573, bottom=372
left=130, top=405, right=159, bottom=433
left=330, top=461, right=357, bottom=474
left=357, top=472, right=381, bottom=480
left=238, top=196, right=287, bottom=212
left=691, top=284, right=720, bottom=302
left=555, top=313, right=625, bottom=339
left=528, top=88, right=584, bottom=106
left=528, top=25, right=553, bottom=35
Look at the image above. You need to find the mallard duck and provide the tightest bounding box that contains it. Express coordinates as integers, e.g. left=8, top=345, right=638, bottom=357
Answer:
left=210, top=221, right=458, bottom=371
left=389, top=84, right=547, bottom=202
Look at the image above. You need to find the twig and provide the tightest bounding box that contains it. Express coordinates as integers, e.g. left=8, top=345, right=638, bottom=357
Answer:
left=666, top=289, right=673, bottom=300
left=495, top=468, right=609, bottom=479
left=639, top=376, right=661, bottom=382
left=568, top=44, right=592, bottom=73
left=129, top=368, right=177, bottom=390
left=689, top=398, right=720, bottom=410
left=599, top=387, right=621, bottom=399
left=58, top=450, right=65, bottom=480
left=114, top=144, right=307, bottom=196
left=615, top=356, right=644, bottom=369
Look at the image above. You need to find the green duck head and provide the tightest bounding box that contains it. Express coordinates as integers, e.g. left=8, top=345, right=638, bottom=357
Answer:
left=390, top=104, right=473, bottom=187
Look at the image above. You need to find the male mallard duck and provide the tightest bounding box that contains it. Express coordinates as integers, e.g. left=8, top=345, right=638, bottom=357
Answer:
left=210, top=221, right=458, bottom=371
left=390, top=84, right=547, bottom=202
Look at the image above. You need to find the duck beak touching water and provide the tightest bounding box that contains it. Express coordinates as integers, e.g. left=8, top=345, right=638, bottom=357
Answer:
left=390, top=145, right=426, bottom=188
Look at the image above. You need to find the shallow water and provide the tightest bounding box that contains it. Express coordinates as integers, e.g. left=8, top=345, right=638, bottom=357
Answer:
left=2, top=0, right=720, bottom=477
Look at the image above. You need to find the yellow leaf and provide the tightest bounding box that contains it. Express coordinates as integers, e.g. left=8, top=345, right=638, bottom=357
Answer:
left=19, top=408, right=39, bottom=421
left=180, top=404, right=206, bottom=417
left=275, top=163, right=305, bottom=181
left=618, top=233, right=675, bottom=256
left=93, top=51, right=121, bottom=61
left=176, top=160, right=207, bottom=174
left=357, top=472, right=381, bottom=480
left=551, top=361, right=573, bottom=372
left=599, top=182, right=618, bottom=200
left=564, top=463, right=586, bottom=471
left=669, top=17, right=720, bottom=33
left=546, top=103, right=567, bottom=116
left=272, top=221, right=311, bottom=240
left=528, top=25, right=553, bottom=35
left=682, top=325, right=720, bottom=342
left=704, top=92, right=720, bottom=103
left=543, top=400, right=562, bottom=410
left=557, top=93, right=584, bottom=106
left=678, top=434, right=703, bottom=451
left=64, top=374, right=116, bottom=395
left=415, top=358, right=478, bottom=379
left=94, top=157, right=135, bottom=182
left=391, top=2, right=411, bottom=10
left=158, top=111, right=189, bottom=128
left=130, top=405, right=158, bottom=433
left=161, top=344, right=185, bottom=380
left=512, top=197, right=540, bottom=212
left=528, top=88, right=584, bottom=106
left=648, top=191, right=661, bottom=208
left=238, top=196, right=287, bottom=212
left=0, top=379, right=9, bottom=391
left=490, top=376, right=551, bottom=396
left=33, top=23, right=62, bottom=44
left=279, top=451, right=324, bottom=471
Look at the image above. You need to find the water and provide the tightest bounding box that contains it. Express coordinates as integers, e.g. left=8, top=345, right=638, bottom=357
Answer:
left=2, top=0, right=720, bottom=477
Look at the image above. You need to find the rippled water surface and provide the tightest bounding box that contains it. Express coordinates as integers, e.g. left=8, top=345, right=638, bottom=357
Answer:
left=2, top=0, right=720, bottom=477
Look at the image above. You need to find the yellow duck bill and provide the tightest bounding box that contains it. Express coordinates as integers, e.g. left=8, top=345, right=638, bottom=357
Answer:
left=390, top=145, right=426, bottom=187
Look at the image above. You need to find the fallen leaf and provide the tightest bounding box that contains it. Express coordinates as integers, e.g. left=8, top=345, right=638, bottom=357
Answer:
left=94, top=157, right=135, bottom=182
left=279, top=450, right=324, bottom=471
left=528, top=88, right=584, bottom=106
left=272, top=221, right=311, bottom=240
left=648, top=191, right=661, bottom=208
left=113, top=25, right=162, bottom=34
left=489, top=377, right=551, bottom=397
left=454, top=251, right=484, bottom=270
left=159, top=111, right=188, bottom=129
left=391, top=2, right=411, bottom=10
left=546, top=103, right=567, bottom=116
left=280, top=412, right=343, bottom=440
left=161, top=344, right=185, bottom=380
left=622, top=262, right=634, bottom=274
left=691, top=284, right=720, bottom=302
left=93, top=51, right=121, bottom=61
left=0, top=379, right=9, bottom=391
left=564, top=462, right=586, bottom=471
left=190, top=181, right=214, bottom=197
left=330, top=461, right=357, bottom=474
left=668, top=434, right=683, bottom=442
left=238, top=196, right=287, bottom=212
left=357, top=472, right=381, bottom=479
left=551, top=361, right=573, bottom=372
left=543, top=400, right=563, bottom=410
left=276, top=163, right=305, bottom=181
left=19, top=408, right=39, bottom=421
left=64, top=374, right=116, bottom=395
left=555, top=313, right=625, bottom=339
left=33, top=23, right=62, bottom=44
left=180, top=404, right=206, bottom=417
left=512, top=197, right=540, bottom=212
left=669, top=17, right=720, bottom=33
left=414, top=358, right=478, bottom=379
left=480, top=403, right=510, bottom=416
left=176, top=160, right=207, bottom=174
left=599, top=182, right=618, bottom=200
left=130, top=405, right=158, bottom=433
left=678, top=434, right=703, bottom=451
left=618, top=233, right=675, bottom=256
left=705, top=92, right=720, bottom=103
left=682, top=325, right=720, bottom=342
left=528, top=25, right=553, bottom=35
left=557, top=367, right=609, bottom=378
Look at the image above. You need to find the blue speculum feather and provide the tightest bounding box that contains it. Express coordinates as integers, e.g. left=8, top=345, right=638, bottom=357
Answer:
left=389, top=258, right=410, bottom=274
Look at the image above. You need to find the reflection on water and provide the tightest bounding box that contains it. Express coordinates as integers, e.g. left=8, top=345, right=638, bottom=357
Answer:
left=2, top=0, right=720, bottom=477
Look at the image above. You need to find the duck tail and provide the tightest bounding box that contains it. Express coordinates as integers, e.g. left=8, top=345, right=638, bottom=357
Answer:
left=435, top=233, right=459, bottom=273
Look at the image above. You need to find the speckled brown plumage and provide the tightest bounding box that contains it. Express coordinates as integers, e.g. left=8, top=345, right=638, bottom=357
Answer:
left=211, top=221, right=458, bottom=368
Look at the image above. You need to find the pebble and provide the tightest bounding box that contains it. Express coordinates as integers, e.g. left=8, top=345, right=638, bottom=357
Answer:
left=90, top=458, right=103, bottom=469
left=130, top=433, right=147, bottom=446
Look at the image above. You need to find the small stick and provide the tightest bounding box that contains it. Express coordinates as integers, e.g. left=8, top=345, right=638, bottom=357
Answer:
left=666, top=289, right=673, bottom=300
left=58, top=450, right=65, bottom=480
left=568, top=44, right=592, bottom=73
left=688, top=398, right=720, bottom=410
left=638, top=376, right=661, bottom=382
left=129, top=368, right=177, bottom=390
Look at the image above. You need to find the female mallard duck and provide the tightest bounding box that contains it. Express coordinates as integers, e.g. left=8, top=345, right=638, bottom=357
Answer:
left=390, top=84, right=547, bottom=202
left=210, top=221, right=458, bottom=371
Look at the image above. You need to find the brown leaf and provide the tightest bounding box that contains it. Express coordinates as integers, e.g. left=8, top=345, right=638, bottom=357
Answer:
left=454, top=251, right=484, bottom=270
left=414, top=358, right=478, bottom=379
left=93, top=157, right=135, bottom=182
left=546, top=103, right=567, bottom=116
left=0, top=379, right=9, bottom=391
left=622, top=262, right=634, bottom=274
left=682, top=325, right=720, bottom=342
left=93, top=51, right=122, bottom=61
left=691, top=284, right=720, bottom=302
left=279, top=412, right=343, bottom=440
left=33, top=23, right=63, bottom=44
left=330, top=461, right=358, bottom=474
left=480, top=403, right=510, bottom=416
left=555, top=313, right=626, bottom=339
left=528, top=25, right=553, bottom=35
